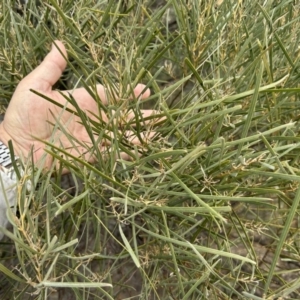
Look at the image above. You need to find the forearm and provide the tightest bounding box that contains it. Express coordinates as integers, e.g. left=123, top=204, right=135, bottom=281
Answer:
left=0, top=166, right=18, bottom=241
left=0, top=133, right=21, bottom=241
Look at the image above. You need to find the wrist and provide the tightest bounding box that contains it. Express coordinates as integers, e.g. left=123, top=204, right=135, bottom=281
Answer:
left=0, top=122, right=62, bottom=173
left=0, top=140, right=15, bottom=168
left=0, top=122, right=24, bottom=168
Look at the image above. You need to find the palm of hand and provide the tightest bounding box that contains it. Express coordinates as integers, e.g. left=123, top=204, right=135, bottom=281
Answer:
left=0, top=41, right=155, bottom=171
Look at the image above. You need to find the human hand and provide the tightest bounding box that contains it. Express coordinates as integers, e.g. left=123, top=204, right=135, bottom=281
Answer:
left=0, top=41, right=157, bottom=172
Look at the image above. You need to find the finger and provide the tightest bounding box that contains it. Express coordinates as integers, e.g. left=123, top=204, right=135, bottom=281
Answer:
left=106, top=109, right=164, bottom=128
left=65, top=130, right=155, bottom=166
left=45, top=129, right=156, bottom=172
left=124, top=109, right=165, bottom=126
left=62, top=83, right=151, bottom=118
left=99, top=130, right=156, bottom=146
left=133, top=83, right=151, bottom=99
left=64, top=84, right=107, bottom=106
left=20, top=40, right=67, bottom=92
left=100, top=149, right=143, bottom=162
left=104, top=83, right=151, bottom=104
left=126, top=131, right=156, bottom=145
left=64, top=84, right=150, bottom=112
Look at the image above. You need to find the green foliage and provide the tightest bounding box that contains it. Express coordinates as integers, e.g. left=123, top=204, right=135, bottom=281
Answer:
left=1, top=0, right=300, bottom=299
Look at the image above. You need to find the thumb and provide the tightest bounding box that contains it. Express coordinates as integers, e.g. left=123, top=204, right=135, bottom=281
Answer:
left=21, top=40, right=68, bottom=92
